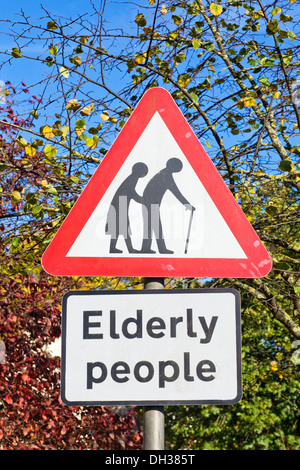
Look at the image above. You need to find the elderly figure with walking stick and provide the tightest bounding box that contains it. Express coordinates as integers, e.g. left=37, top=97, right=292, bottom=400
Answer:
left=141, top=157, right=195, bottom=254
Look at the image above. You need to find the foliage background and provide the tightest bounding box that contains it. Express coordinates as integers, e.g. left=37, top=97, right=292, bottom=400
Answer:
left=0, top=0, right=299, bottom=450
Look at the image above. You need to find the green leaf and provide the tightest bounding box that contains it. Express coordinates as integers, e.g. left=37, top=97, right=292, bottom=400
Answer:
left=45, top=56, right=55, bottom=66
left=204, top=41, right=215, bottom=51
left=79, top=133, right=87, bottom=142
left=73, top=45, right=83, bottom=54
left=195, top=22, right=203, bottom=34
left=76, top=119, right=86, bottom=129
left=178, top=73, right=191, bottom=88
left=267, top=19, right=279, bottom=34
left=88, top=127, right=100, bottom=135
left=32, top=205, right=43, bottom=215
left=275, top=262, right=292, bottom=271
left=69, top=175, right=79, bottom=184
left=192, top=39, right=201, bottom=50
left=288, top=30, right=297, bottom=41
left=278, top=159, right=292, bottom=171
left=47, top=21, right=58, bottom=30
left=172, top=15, right=183, bottom=25
left=11, top=48, right=22, bottom=58
left=259, top=77, right=270, bottom=86
left=48, top=186, right=57, bottom=195
left=44, top=145, right=57, bottom=159
left=60, top=125, right=69, bottom=139
left=190, top=93, right=199, bottom=103
left=280, top=13, right=292, bottom=22
left=75, top=123, right=86, bottom=138
left=135, top=13, right=147, bottom=27
left=260, top=57, right=274, bottom=67
left=26, top=193, right=38, bottom=204
left=30, top=109, right=39, bottom=120
left=265, top=206, right=277, bottom=217
left=60, top=201, right=71, bottom=215
left=11, top=191, right=22, bottom=202
left=11, top=237, right=20, bottom=248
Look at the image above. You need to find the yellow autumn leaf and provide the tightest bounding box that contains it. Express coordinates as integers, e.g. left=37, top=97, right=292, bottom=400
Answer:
left=39, top=179, right=48, bottom=189
left=25, top=145, right=36, bottom=157
left=270, top=360, right=278, bottom=371
left=100, top=111, right=110, bottom=121
left=69, top=55, right=82, bottom=66
left=80, top=102, right=95, bottom=116
left=247, top=215, right=255, bottom=224
left=243, top=97, right=256, bottom=107
left=66, top=99, right=81, bottom=112
left=210, top=3, right=223, bottom=16
left=60, top=66, right=69, bottom=78
left=86, top=136, right=99, bottom=149
left=192, top=39, right=201, bottom=50
left=135, top=52, right=146, bottom=64
left=178, top=74, right=191, bottom=88
left=160, top=5, right=168, bottom=14
left=16, top=136, right=27, bottom=148
left=40, top=125, right=54, bottom=138
left=75, top=124, right=86, bottom=137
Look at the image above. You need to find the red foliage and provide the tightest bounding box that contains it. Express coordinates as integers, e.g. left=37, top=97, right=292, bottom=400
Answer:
left=0, top=82, right=142, bottom=450
left=0, top=274, right=143, bottom=450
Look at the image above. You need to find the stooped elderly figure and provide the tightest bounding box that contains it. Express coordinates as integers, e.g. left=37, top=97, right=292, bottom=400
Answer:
left=141, top=158, right=194, bottom=254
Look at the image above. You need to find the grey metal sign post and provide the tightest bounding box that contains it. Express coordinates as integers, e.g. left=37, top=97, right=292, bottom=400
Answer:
left=143, top=277, right=165, bottom=450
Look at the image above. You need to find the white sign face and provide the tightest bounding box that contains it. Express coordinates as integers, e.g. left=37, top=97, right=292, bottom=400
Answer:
left=61, top=289, right=242, bottom=406
left=66, top=112, right=246, bottom=260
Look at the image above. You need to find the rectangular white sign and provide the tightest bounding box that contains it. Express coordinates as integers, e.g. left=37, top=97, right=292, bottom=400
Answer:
left=61, top=289, right=242, bottom=406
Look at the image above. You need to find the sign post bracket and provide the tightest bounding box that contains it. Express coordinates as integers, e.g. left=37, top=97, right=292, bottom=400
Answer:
left=143, top=277, right=165, bottom=450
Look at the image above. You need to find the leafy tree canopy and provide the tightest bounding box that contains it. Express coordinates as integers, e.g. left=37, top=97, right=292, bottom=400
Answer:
left=0, top=0, right=299, bottom=450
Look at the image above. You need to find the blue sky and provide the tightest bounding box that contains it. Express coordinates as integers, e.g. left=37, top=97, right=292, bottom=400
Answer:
left=0, top=0, right=136, bottom=85
left=1, top=1, right=87, bottom=83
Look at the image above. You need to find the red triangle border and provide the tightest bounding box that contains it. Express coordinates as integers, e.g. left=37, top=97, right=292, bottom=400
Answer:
left=42, top=88, right=272, bottom=278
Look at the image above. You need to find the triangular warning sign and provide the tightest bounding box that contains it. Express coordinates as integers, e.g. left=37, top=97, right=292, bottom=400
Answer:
left=42, top=87, right=272, bottom=278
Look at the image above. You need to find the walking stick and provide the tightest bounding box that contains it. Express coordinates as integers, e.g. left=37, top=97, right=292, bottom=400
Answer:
left=184, top=207, right=195, bottom=254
